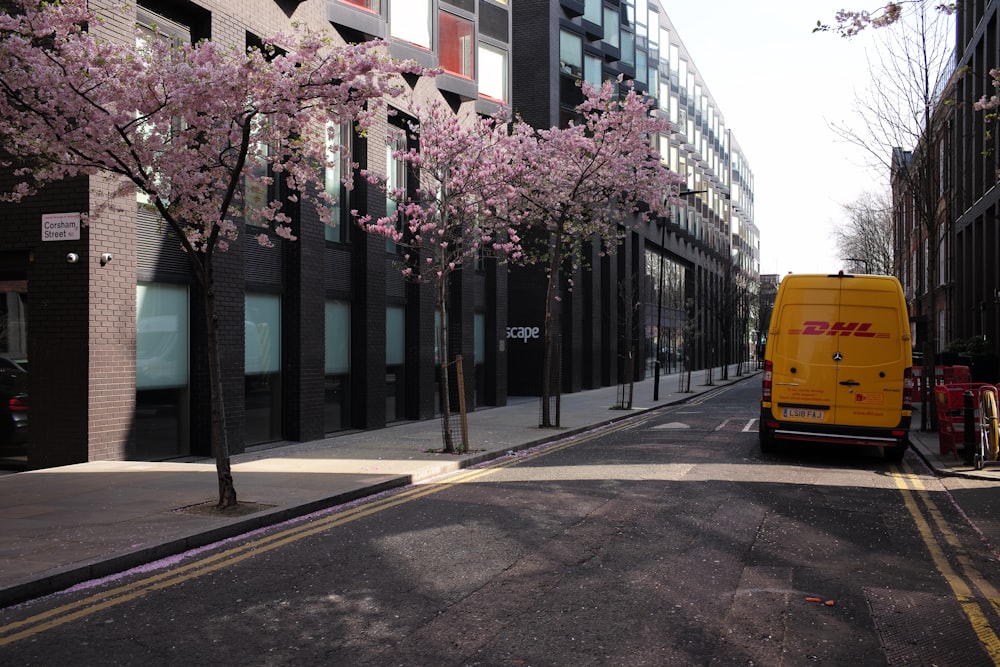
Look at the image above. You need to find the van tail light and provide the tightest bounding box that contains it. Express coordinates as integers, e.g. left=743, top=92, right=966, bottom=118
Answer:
left=762, top=360, right=773, bottom=402
left=7, top=396, right=27, bottom=412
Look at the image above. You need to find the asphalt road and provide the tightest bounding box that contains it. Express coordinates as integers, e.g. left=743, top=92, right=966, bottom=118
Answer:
left=1, top=381, right=999, bottom=665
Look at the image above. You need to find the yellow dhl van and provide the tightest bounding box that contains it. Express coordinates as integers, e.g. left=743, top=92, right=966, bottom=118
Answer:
left=759, top=272, right=912, bottom=461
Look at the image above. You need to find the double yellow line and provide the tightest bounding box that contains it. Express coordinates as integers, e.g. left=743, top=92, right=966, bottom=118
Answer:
left=0, top=416, right=642, bottom=646
left=892, top=460, right=1000, bottom=663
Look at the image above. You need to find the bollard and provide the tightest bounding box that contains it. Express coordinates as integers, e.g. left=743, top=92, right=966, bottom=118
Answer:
left=964, top=390, right=976, bottom=465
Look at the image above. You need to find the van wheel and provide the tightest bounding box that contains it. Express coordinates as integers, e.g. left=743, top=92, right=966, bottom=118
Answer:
left=760, top=432, right=776, bottom=454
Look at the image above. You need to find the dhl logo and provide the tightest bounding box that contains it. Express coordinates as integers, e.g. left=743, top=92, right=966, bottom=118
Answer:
left=788, top=321, right=890, bottom=338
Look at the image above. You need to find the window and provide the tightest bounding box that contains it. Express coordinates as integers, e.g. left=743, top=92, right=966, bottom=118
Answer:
left=603, top=7, right=620, bottom=48
left=584, top=54, right=603, bottom=89
left=620, top=27, right=635, bottom=67
left=134, top=10, right=189, bottom=207
left=439, top=11, right=474, bottom=78
left=635, top=49, right=647, bottom=84
left=325, top=123, right=351, bottom=243
left=136, top=282, right=190, bottom=459
left=559, top=30, right=582, bottom=77
left=478, top=43, right=508, bottom=102
left=245, top=293, right=281, bottom=444
left=244, top=136, right=272, bottom=228
left=474, top=312, right=485, bottom=406
left=136, top=9, right=187, bottom=51
left=385, top=131, right=408, bottom=253
left=339, top=0, right=379, bottom=12
left=583, top=0, right=602, bottom=24
left=324, top=300, right=351, bottom=432
left=390, top=0, right=431, bottom=49
left=386, top=305, right=406, bottom=421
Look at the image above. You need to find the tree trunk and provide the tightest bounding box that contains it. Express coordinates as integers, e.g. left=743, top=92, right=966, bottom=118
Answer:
left=541, top=229, right=562, bottom=428
left=438, top=279, right=455, bottom=453
left=202, top=261, right=237, bottom=509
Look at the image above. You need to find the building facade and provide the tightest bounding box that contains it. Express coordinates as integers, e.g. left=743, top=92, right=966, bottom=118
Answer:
left=507, top=0, right=758, bottom=395
left=890, top=3, right=1000, bottom=380
left=951, top=2, right=1000, bottom=362
left=0, top=0, right=755, bottom=470
left=0, top=0, right=513, bottom=469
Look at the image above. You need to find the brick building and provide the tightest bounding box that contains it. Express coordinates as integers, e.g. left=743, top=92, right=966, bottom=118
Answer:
left=0, top=0, right=512, bottom=469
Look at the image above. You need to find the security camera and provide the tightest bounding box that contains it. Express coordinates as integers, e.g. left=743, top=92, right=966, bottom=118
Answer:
left=66, top=253, right=79, bottom=264
left=100, top=253, right=113, bottom=266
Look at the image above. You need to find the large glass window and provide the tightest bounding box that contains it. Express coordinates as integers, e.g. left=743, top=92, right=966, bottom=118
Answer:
left=135, top=10, right=188, bottom=208
left=583, top=0, right=602, bottom=24
left=478, top=43, right=508, bottom=102
left=0, top=285, right=26, bottom=361
left=584, top=54, right=603, bottom=89
left=324, top=300, right=351, bottom=432
left=474, top=312, right=485, bottom=406
left=325, top=123, right=351, bottom=243
left=390, top=1, right=432, bottom=49
left=136, top=282, right=190, bottom=459
left=559, top=30, right=582, bottom=77
left=385, top=131, right=407, bottom=253
left=603, top=7, right=620, bottom=48
left=644, top=251, right=687, bottom=375
left=245, top=293, right=281, bottom=444
left=439, top=11, right=474, bottom=79
left=620, top=28, right=635, bottom=67
left=386, top=305, right=406, bottom=421
left=635, top=49, right=647, bottom=84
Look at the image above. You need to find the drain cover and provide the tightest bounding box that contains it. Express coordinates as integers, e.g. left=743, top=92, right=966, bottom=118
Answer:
left=865, top=587, right=988, bottom=665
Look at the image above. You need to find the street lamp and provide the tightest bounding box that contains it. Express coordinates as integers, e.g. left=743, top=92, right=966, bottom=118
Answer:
left=654, top=189, right=707, bottom=401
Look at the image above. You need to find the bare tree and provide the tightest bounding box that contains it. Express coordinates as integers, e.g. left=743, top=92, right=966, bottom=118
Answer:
left=833, top=190, right=895, bottom=275
left=826, top=1, right=953, bottom=428
left=697, top=257, right=754, bottom=382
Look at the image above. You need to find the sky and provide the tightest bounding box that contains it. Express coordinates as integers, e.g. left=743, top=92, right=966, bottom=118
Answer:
left=661, top=0, right=887, bottom=277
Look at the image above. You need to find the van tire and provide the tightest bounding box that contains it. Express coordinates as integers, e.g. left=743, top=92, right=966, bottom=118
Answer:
left=759, top=432, right=776, bottom=454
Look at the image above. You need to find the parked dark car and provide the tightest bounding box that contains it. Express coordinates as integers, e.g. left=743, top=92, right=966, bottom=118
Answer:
left=0, top=355, right=28, bottom=449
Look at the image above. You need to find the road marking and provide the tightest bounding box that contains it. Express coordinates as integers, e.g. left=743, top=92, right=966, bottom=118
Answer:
left=0, top=414, right=649, bottom=645
left=712, top=417, right=757, bottom=432
left=892, top=461, right=1000, bottom=663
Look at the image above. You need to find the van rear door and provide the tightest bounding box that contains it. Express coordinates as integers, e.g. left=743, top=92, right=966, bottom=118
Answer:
left=833, top=279, right=907, bottom=429
left=769, top=278, right=841, bottom=425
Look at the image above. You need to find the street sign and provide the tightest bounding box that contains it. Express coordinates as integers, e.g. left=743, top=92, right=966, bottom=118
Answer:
left=41, top=213, right=81, bottom=241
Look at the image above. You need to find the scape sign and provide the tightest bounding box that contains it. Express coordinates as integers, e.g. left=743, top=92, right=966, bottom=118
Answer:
left=41, top=212, right=81, bottom=241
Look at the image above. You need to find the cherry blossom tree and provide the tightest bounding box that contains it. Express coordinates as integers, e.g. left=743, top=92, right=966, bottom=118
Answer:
left=357, top=102, right=521, bottom=453
left=506, top=79, right=684, bottom=427
left=814, top=1, right=956, bottom=37
left=0, top=0, right=422, bottom=507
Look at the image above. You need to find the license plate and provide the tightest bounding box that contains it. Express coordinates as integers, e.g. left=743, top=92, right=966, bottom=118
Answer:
left=783, top=408, right=825, bottom=420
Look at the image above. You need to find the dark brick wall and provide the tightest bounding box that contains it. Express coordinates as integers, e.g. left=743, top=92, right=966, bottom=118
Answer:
left=352, top=127, right=388, bottom=430
left=1, top=177, right=92, bottom=468
left=485, top=257, right=508, bottom=406
left=511, top=0, right=558, bottom=128
left=283, top=197, right=325, bottom=443
left=0, top=0, right=520, bottom=469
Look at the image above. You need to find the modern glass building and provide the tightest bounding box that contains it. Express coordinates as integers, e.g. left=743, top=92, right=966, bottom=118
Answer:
left=507, top=0, right=758, bottom=396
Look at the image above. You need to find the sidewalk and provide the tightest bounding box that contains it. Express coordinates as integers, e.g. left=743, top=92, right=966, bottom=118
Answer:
left=0, top=366, right=992, bottom=608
